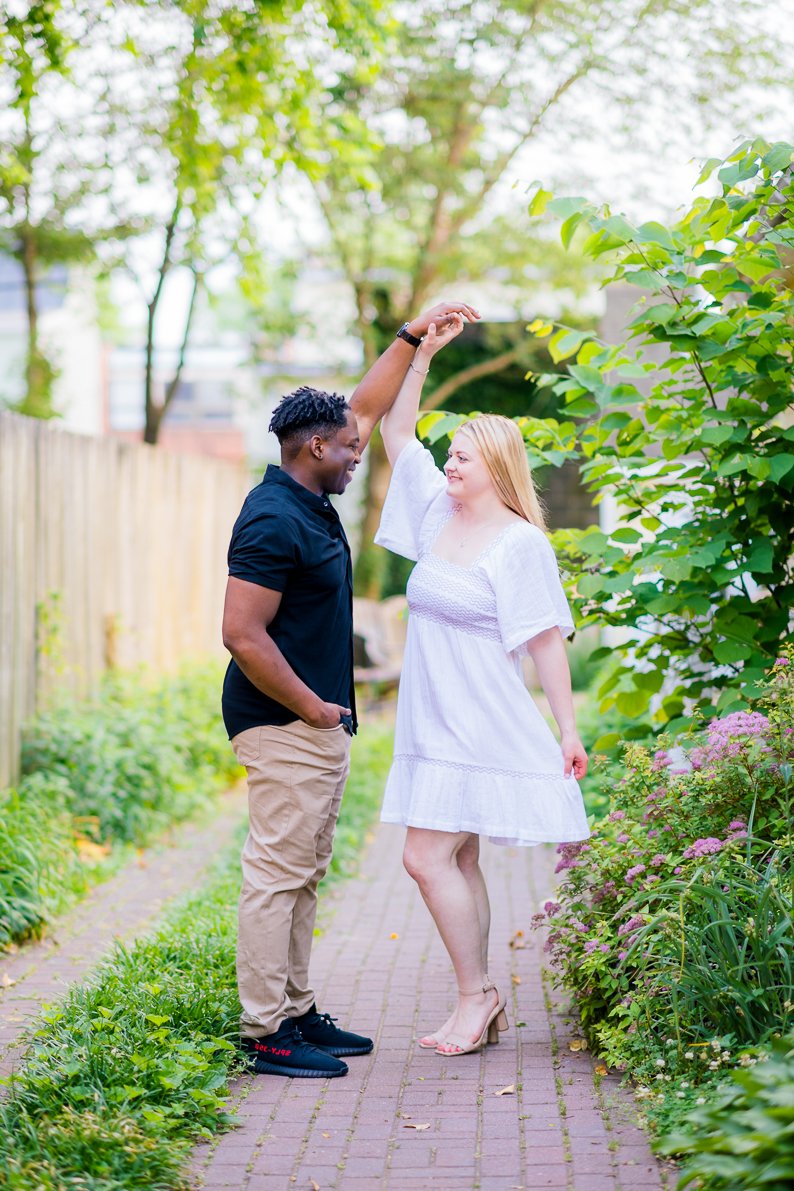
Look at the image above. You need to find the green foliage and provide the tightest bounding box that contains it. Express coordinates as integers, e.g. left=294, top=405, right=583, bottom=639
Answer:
left=0, top=774, right=101, bottom=949
left=0, top=663, right=239, bottom=950
left=21, top=663, right=239, bottom=846
left=0, top=717, right=392, bottom=1189
left=537, top=654, right=793, bottom=1117
left=658, top=1034, right=794, bottom=1189
left=528, top=140, right=794, bottom=730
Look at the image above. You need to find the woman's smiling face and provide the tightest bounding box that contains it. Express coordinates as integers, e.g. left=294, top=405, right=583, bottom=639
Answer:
left=444, top=431, right=494, bottom=503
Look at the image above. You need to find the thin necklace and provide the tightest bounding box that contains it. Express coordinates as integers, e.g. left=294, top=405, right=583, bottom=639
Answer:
left=455, top=515, right=504, bottom=549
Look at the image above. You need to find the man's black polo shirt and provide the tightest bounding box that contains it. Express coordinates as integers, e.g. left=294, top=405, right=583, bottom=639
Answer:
left=221, top=465, right=357, bottom=740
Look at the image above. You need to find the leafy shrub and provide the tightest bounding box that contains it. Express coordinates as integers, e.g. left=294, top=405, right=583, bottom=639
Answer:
left=537, top=653, right=793, bottom=1082
left=523, top=139, right=794, bottom=731
left=21, top=663, right=239, bottom=845
left=1, top=663, right=240, bottom=950
left=659, top=1033, right=794, bottom=1189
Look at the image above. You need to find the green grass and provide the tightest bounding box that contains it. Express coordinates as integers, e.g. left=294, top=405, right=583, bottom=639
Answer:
left=0, top=716, right=394, bottom=1191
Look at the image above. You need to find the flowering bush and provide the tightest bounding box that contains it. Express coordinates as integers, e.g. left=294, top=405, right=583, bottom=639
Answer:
left=537, top=651, right=794, bottom=1080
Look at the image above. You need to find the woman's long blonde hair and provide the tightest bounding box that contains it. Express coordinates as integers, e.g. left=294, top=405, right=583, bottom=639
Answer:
left=456, top=414, right=548, bottom=532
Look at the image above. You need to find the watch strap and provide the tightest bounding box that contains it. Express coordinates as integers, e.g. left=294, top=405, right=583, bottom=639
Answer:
left=396, top=322, right=423, bottom=348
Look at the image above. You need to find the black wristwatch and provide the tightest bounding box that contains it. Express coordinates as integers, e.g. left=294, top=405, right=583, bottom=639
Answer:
left=396, top=322, right=423, bottom=347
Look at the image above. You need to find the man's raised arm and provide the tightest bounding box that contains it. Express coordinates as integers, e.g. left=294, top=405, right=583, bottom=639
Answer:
left=349, top=300, right=480, bottom=452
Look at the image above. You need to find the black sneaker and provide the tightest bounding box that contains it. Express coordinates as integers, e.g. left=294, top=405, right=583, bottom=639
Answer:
left=240, top=1020, right=348, bottom=1078
left=293, top=1003, right=374, bottom=1057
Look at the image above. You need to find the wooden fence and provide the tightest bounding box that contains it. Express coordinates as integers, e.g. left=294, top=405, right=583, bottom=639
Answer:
left=0, top=412, right=250, bottom=787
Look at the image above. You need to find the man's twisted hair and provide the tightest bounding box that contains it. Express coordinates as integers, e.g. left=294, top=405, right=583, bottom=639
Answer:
left=269, top=386, right=350, bottom=446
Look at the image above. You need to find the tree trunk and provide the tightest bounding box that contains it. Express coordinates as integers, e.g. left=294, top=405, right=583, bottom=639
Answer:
left=143, top=210, right=179, bottom=444
left=353, top=428, right=394, bottom=596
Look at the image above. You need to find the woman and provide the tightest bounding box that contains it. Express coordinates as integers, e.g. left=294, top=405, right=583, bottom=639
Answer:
left=374, top=314, right=590, bottom=1057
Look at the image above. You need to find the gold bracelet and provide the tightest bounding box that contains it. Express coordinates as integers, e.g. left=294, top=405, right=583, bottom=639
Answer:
left=409, top=360, right=430, bottom=376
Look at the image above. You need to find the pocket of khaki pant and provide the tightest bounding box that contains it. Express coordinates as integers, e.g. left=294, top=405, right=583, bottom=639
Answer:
left=231, top=727, right=262, bottom=766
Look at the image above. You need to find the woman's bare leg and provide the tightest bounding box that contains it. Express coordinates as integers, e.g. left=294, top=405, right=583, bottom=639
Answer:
left=404, top=827, right=497, bottom=1047
left=458, top=834, right=490, bottom=972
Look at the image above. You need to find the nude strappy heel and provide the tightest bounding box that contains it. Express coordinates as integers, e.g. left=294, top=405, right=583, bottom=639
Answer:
left=435, top=980, right=508, bottom=1056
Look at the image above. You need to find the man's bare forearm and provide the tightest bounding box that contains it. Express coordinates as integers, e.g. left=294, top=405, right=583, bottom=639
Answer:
left=229, top=629, right=324, bottom=721
left=349, top=338, right=416, bottom=433
left=349, top=301, right=480, bottom=445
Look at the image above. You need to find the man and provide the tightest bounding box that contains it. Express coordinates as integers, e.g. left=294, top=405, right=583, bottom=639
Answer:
left=221, top=301, right=479, bottom=1078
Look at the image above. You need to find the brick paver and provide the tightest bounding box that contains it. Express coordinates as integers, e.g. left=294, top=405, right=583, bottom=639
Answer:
left=0, top=787, right=247, bottom=1086
left=191, top=823, right=673, bottom=1190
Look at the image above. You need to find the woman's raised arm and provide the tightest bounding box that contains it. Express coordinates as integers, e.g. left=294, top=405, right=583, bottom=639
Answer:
left=380, top=314, right=466, bottom=467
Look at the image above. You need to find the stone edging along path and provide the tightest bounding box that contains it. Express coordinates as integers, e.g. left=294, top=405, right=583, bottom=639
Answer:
left=0, top=787, right=248, bottom=1088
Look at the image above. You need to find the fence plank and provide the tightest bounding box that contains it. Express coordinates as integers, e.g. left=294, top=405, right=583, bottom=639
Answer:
left=0, top=412, right=249, bottom=787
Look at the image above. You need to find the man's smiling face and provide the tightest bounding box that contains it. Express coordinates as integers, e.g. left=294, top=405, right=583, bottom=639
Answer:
left=317, top=409, right=361, bottom=496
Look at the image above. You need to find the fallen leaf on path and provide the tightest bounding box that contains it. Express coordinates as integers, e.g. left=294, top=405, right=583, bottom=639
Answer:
left=390, top=933, right=399, bottom=940
left=494, top=1084, right=515, bottom=1096
left=594, top=1063, right=608, bottom=1076
left=310, top=1180, right=321, bottom=1190
left=511, top=974, right=521, bottom=985
left=568, top=1039, right=588, bottom=1052
left=321, top=1131, right=331, bottom=1138
left=403, top=1123, right=431, bottom=1131
left=1, top=973, right=15, bottom=988
left=76, top=838, right=110, bottom=861
left=509, top=931, right=527, bottom=950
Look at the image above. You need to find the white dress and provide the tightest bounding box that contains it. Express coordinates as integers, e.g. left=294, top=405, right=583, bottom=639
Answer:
left=373, top=438, right=590, bottom=847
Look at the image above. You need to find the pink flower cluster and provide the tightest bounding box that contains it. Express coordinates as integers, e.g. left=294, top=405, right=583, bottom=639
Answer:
left=618, top=914, right=646, bottom=938
left=625, top=863, right=646, bottom=884
left=682, top=836, right=723, bottom=859
left=691, top=710, right=770, bottom=768
left=555, top=841, right=589, bottom=873
left=583, top=939, right=611, bottom=955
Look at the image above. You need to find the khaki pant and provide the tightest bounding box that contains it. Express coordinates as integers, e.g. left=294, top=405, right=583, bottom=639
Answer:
left=231, top=720, right=351, bottom=1039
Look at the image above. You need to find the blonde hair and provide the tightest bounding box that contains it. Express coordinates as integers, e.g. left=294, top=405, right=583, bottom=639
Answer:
left=456, top=414, right=548, bottom=532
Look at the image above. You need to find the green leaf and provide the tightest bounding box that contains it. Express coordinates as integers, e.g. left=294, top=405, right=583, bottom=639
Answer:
left=713, top=639, right=753, bottom=664
left=610, top=527, right=642, bottom=545
left=695, top=156, right=722, bottom=185
left=699, top=424, right=734, bottom=445
left=601, top=215, right=636, bottom=241
left=768, top=455, right=794, bottom=483
left=560, top=212, right=584, bottom=249
left=577, top=573, right=604, bottom=598
left=745, top=539, right=774, bottom=573
left=623, top=268, right=666, bottom=292
left=529, top=187, right=552, bottom=216
left=567, top=364, right=604, bottom=392
left=635, top=221, right=675, bottom=250
left=762, top=141, right=794, bottom=172
left=549, top=328, right=589, bottom=363
left=615, top=688, right=651, bottom=717
left=547, top=196, right=590, bottom=220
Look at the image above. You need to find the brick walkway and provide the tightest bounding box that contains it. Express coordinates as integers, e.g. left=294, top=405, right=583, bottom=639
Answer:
left=191, top=823, right=672, bottom=1191
left=0, top=788, right=247, bottom=1086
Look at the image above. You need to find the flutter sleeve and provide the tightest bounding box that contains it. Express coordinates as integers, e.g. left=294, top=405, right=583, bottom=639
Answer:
left=487, top=523, right=575, bottom=653
left=374, top=438, right=450, bottom=562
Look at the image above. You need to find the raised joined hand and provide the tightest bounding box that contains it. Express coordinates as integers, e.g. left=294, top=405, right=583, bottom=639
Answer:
left=407, top=301, right=480, bottom=339
left=417, top=313, right=466, bottom=361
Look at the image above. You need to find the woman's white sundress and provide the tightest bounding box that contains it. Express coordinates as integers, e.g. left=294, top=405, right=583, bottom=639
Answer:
left=373, top=438, right=590, bottom=847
